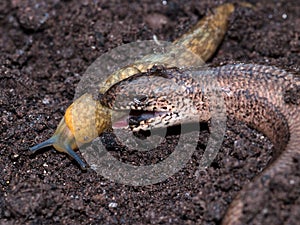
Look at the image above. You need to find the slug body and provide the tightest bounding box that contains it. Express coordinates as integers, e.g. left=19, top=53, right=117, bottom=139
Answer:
left=30, top=3, right=235, bottom=169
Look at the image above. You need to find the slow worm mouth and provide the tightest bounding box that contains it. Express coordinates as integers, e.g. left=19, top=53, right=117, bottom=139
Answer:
left=112, top=110, right=167, bottom=129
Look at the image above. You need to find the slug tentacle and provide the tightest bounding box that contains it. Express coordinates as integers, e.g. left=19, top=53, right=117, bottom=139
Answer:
left=30, top=137, right=56, bottom=153
left=30, top=118, right=87, bottom=170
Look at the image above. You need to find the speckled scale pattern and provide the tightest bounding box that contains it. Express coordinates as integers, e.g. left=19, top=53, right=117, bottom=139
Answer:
left=101, top=63, right=300, bottom=224
left=201, top=64, right=300, bottom=225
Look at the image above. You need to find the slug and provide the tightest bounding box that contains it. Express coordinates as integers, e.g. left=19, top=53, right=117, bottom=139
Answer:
left=30, top=3, right=236, bottom=169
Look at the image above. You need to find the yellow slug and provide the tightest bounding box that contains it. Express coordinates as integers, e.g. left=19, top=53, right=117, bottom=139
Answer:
left=30, top=3, right=236, bottom=169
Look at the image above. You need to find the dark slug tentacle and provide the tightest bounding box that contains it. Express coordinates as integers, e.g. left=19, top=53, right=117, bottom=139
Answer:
left=30, top=118, right=87, bottom=169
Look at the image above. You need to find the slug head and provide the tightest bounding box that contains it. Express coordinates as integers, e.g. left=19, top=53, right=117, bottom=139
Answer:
left=30, top=93, right=112, bottom=169
left=29, top=117, right=88, bottom=169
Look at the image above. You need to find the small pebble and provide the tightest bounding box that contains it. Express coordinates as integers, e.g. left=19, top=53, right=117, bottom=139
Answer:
left=108, top=202, right=118, bottom=208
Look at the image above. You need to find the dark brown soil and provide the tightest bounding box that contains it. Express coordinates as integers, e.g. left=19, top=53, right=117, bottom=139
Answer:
left=1, top=0, right=299, bottom=224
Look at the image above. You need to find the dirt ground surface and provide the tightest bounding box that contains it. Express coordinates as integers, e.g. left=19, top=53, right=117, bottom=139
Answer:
left=1, top=0, right=300, bottom=224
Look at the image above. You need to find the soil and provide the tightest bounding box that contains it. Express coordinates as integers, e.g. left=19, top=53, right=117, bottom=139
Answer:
left=0, top=0, right=299, bottom=224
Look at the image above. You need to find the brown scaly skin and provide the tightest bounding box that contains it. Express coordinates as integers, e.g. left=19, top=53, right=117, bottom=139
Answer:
left=30, top=3, right=236, bottom=169
left=100, top=64, right=300, bottom=225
